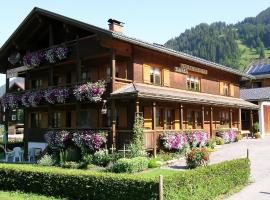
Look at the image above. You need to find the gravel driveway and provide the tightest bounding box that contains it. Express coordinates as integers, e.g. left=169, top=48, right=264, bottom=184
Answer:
left=163, top=136, right=270, bottom=199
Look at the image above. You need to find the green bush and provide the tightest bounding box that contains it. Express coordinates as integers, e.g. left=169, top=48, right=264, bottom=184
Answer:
left=215, top=137, right=224, bottom=145
left=37, top=154, right=55, bottom=166
left=254, top=132, right=261, bottom=139
left=164, top=158, right=250, bottom=200
left=93, top=150, right=122, bottom=167
left=236, top=134, right=243, bottom=142
left=186, top=148, right=209, bottom=169
left=207, top=138, right=216, bottom=149
left=111, top=157, right=149, bottom=173
left=0, top=164, right=158, bottom=200
left=60, top=161, right=87, bottom=169
left=148, top=158, right=164, bottom=168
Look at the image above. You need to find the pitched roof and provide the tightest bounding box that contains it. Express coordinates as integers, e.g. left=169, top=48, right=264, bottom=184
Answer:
left=112, top=83, right=258, bottom=109
left=0, top=7, right=252, bottom=78
left=240, top=87, right=270, bottom=101
left=0, top=77, right=25, bottom=97
left=245, top=59, right=270, bottom=77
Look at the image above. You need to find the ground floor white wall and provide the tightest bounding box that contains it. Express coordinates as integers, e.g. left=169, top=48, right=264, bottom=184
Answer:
left=258, top=101, right=270, bottom=138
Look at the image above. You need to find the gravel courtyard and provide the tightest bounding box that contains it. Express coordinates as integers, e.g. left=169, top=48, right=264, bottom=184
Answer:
left=164, top=136, right=270, bottom=199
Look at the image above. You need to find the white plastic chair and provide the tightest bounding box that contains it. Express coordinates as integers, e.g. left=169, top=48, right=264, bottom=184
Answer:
left=13, top=147, right=23, bottom=162
left=28, top=148, right=36, bottom=163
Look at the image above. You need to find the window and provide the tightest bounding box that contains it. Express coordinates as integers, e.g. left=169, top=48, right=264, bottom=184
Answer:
left=150, top=67, right=161, bottom=85
left=252, top=81, right=262, bottom=88
left=53, top=76, right=63, bottom=86
left=31, top=113, right=41, bottom=128
left=187, top=110, right=202, bottom=129
left=52, top=112, right=61, bottom=128
left=11, top=115, right=16, bottom=121
left=78, top=111, right=90, bottom=128
left=220, top=111, right=230, bottom=125
left=106, top=67, right=111, bottom=81
left=31, top=79, right=42, bottom=89
left=17, top=109, right=24, bottom=122
left=156, top=108, right=164, bottom=127
left=82, top=71, right=91, bottom=82
left=187, top=75, right=200, bottom=91
left=165, top=109, right=174, bottom=129
left=66, top=112, right=71, bottom=127
left=224, top=82, right=229, bottom=96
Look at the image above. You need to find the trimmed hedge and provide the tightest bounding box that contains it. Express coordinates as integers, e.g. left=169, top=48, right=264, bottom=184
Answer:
left=164, top=158, right=250, bottom=200
left=0, top=164, right=158, bottom=200
left=111, top=157, right=149, bottom=173
left=0, top=158, right=250, bottom=200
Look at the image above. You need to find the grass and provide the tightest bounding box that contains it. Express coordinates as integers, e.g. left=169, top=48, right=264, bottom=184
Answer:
left=236, top=40, right=270, bottom=71
left=0, top=191, right=64, bottom=200
left=139, top=167, right=182, bottom=178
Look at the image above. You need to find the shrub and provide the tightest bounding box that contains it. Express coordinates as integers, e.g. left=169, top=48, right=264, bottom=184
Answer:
left=161, top=132, right=188, bottom=151
left=93, top=149, right=111, bottom=167
left=148, top=158, right=164, bottom=168
left=236, top=134, right=243, bottom=142
left=215, top=137, right=224, bottom=145
left=164, top=158, right=250, bottom=200
left=207, top=138, right=216, bottom=149
left=254, top=132, right=261, bottom=139
left=60, top=161, right=87, bottom=169
left=216, top=129, right=237, bottom=143
left=253, top=122, right=260, bottom=133
left=111, top=157, right=149, bottom=173
left=186, top=148, right=209, bottom=169
left=37, top=154, right=55, bottom=166
left=0, top=163, right=158, bottom=200
left=186, top=130, right=209, bottom=148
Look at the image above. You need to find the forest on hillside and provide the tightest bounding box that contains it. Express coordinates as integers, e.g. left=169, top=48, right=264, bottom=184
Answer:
left=165, top=7, right=270, bottom=70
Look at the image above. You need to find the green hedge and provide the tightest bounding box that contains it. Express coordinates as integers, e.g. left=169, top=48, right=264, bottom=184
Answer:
left=111, top=157, right=149, bottom=173
left=0, top=158, right=250, bottom=200
left=0, top=164, right=158, bottom=200
left=164, top=158, right=250, bottom=200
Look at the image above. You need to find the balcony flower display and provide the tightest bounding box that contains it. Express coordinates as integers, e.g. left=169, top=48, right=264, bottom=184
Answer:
left=0, top=93, right=20, bottom=109
left=21, top=92, right=32, bottom=107
left=216, top=129, right=237, bottom=143
left=28, top=91, right=44, bottom=107
left=161, top=132, right=188, bottom=151
left=187, top=130, right=209, bottom=148
left=73, top=80, right=106, bottom=102
left=44, top=131, right=65, bottom=151
left=23, top=52, right=43, bottom=67
left=44, top=88, right=69, bottom=104
left=54, top=47, right=69, bottom=60
left=45, top=49, right=56, bottom=63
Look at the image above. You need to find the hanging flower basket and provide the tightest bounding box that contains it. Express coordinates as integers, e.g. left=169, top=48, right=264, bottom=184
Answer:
left=54, top=47, right=69, bottom=60
left=21, top=91, right=32, bottom=107
left=73, top=80, right=106, bottom=102
left=44, top=88, right=69, bottom=104
left=28, top=91, right=44, bottom=107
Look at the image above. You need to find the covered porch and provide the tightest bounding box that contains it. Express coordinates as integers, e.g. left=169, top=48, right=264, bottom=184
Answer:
left=111, top=83, right=259, bottom=151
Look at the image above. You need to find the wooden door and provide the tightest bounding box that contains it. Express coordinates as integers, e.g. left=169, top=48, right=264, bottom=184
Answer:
left=264, top=105, right=270, bottom=134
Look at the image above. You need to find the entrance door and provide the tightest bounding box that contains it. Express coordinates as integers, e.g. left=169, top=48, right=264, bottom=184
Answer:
left=264, top=105, right=270, bottom=134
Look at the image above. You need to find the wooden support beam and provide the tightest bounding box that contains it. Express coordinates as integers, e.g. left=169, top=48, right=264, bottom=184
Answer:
left=238, top=108, right=242, bottom=131
left=180, top=104, right=184, bottom=130
left=111, top=50, right=116, bottom=92
left=250, top=110, right=254, bottom=133
left=201, top=106, right=205, bottom=129
left=229, top=108, right=233, bottom=128
left=136, top=101, right=140, bottom=113
left=210, top=107, right=213, bottom=137
left=152, top=102, right=157, bottom=158
left=4, top=76, right=9, bottom=148
left=111, top=100, right=117, bottom=148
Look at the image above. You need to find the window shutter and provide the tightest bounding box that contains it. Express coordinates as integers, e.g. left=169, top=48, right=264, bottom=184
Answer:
left=229, top=84, right=234, bottom=97
left=143, top=64, right=151, bottom=83
left=163, top=69, right=170, bottom=86
left=144, top=107, right=152, bottom=129
left=219, top=82, right=224, bottom=95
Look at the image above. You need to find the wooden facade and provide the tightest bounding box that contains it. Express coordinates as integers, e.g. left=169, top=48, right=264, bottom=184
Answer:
left=0, top=8, right=258, bottom=151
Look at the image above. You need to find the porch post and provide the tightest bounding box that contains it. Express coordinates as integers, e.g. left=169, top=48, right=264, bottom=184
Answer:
left=250, top=110, right=254, bottom=133
left=136, top=101, right=140, bottom=114
left=210, top=107, right=213, bottom=137
left=238, top=108, right=242, bottom=131
left=229, top=108, right=233, bottom=128
left=201, top=106, right=205, bottom=129
left=111, top=50, right=116, bottom=92
left=111, top=100, right=117, bottom=148
left=180, top=104, right=184, bottom=130
left=152, top=102, right=157, bottom=158
left=4, top=76, right=9, bottom=147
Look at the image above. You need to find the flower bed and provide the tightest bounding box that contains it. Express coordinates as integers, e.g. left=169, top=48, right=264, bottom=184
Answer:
left=216, top=129, right=237, bottom=143
left=161, top=130, right=209, bottom=151
left=186, top=148, right=209, bottom=169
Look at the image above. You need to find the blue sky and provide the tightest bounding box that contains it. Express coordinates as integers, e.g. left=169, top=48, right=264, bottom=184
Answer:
left=0, top=0, right=270, bottom=84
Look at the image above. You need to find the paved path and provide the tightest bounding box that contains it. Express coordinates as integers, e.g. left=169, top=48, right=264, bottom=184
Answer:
left=163, top=136, right=270, bottom=199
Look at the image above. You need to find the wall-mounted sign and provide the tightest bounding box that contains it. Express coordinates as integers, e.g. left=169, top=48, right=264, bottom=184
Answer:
left=175, top=63, right=208, bottom=75
left=6, top=66, right=33, bottom=78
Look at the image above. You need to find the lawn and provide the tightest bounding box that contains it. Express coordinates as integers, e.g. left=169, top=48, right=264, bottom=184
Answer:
left=139, top=167, right=182, bottom=178
left=0, top=191, right=63, bottom=200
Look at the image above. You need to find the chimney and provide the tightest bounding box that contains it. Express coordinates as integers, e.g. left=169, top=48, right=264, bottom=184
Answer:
left=108, top=19, right=124, bottom=33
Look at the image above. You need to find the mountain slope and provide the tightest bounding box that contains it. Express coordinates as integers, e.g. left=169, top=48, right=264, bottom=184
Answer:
left=165, top=7, right=270, bottom=71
